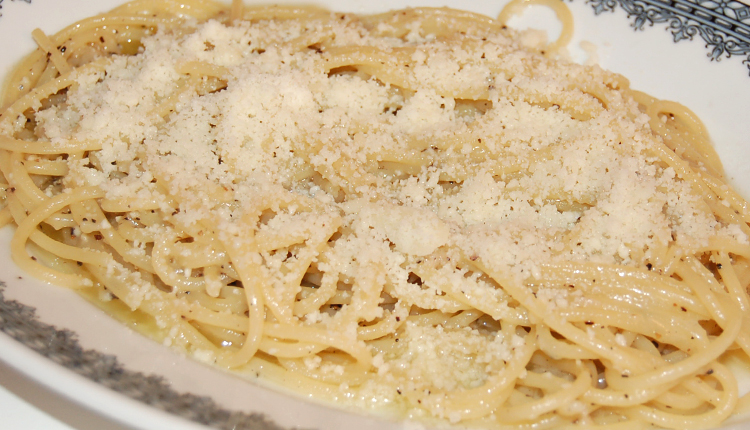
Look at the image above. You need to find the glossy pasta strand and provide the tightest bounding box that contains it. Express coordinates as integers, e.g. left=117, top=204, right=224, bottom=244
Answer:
left=0, top=1, right=748, bottom=428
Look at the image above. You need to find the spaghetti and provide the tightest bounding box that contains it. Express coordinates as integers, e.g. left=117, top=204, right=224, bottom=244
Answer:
left=1, top=0, right=749, bottom=428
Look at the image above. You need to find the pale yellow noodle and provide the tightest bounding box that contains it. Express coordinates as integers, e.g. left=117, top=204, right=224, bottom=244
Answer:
left=0, top=1, right=748, bottom=429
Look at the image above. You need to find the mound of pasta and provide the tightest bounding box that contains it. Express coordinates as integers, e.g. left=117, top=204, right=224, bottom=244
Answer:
left=2, top=0, right=750, bottom=428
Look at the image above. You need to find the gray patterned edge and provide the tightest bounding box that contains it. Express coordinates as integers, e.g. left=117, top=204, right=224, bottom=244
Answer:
left=0, top=0, right=31, bottom=17
left=586, top=0, right=750, bottom=74
left=3, top=0, right=750, bottom=73
left=0, top=0, right=748, bottom=427
left=0, top=281, right=291, bottom=430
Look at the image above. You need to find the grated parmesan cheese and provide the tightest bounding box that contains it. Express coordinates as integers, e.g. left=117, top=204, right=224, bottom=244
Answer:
left=23, top=9, right=749, bottom=422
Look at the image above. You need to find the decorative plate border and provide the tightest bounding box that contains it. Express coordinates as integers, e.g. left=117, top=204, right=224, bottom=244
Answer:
left=3, top=0, right=750, bottom=73
left=587, top=0, right=750, bottom=74
left=0, top=0, right=748, bottom=428
left=0, top=283, right=290, bottom=430
left=0, top=0, right=31, bottom=18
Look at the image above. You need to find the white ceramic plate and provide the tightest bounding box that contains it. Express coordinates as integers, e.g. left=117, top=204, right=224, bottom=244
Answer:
left=1, top=0, right=750, bottom=429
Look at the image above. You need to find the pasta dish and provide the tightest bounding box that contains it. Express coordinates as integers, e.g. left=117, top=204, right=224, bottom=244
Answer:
left=2, top=0, right=750, bottom=428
